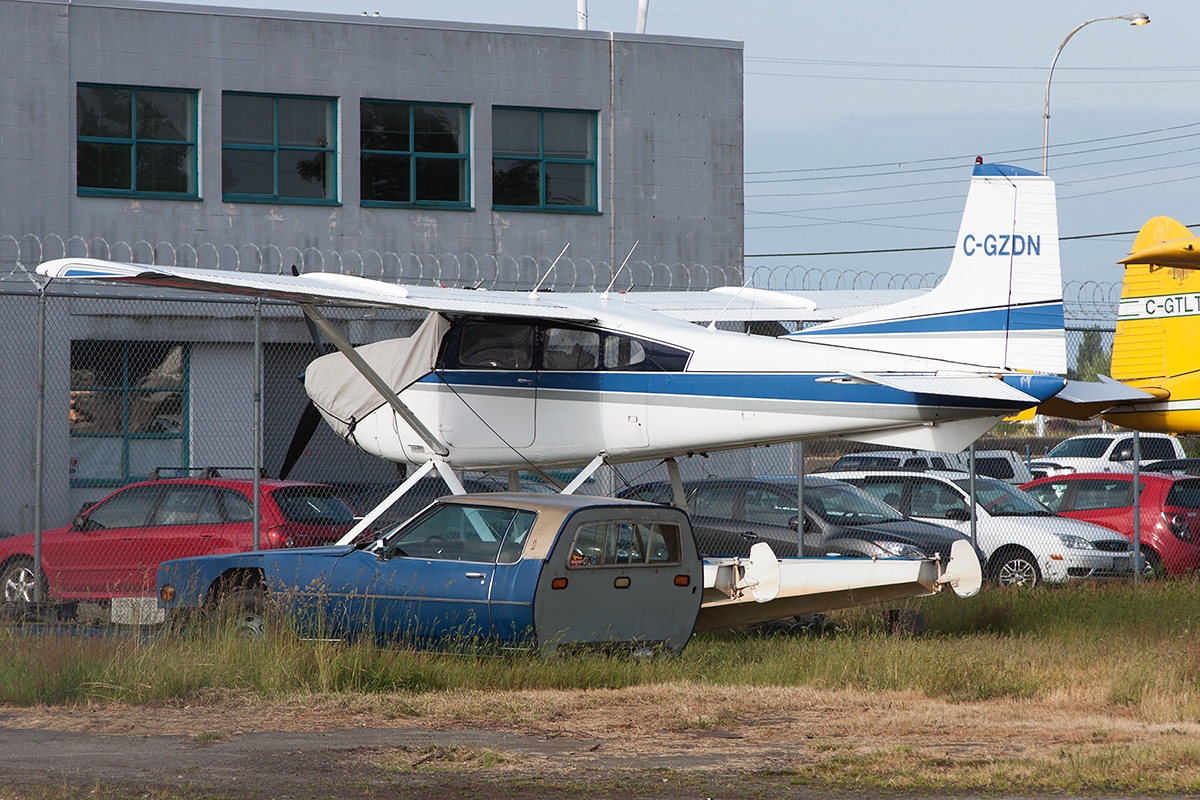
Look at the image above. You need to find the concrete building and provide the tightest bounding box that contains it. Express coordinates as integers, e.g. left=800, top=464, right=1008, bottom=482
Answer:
left=0, top=0, right=744, bottom=535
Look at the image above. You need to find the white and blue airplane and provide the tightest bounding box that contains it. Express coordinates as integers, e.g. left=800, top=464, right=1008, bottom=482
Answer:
left=39, top=162, right=1074, bottom=515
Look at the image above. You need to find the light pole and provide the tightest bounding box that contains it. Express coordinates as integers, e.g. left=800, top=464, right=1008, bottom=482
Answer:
left=1042, top=13, right=1149, bottom=175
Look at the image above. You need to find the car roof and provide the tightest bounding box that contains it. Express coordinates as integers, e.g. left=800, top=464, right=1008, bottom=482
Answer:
left=434, top=492, right=679, bottom=560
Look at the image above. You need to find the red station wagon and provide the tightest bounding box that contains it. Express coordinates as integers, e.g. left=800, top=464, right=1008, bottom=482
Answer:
left=0, top=476, right=358, bottom=605
left=1022, top=472, right=1200, bottom=577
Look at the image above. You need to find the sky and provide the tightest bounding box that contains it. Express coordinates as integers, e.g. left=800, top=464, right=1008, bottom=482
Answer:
left=160, top=0, right=1200, bottom=289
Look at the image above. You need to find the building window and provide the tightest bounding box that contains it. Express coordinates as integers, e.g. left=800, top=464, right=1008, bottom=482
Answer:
left=76, top=85, right=198, bottom=198
left=361, top=100, right=470, bottom=207
left=222, top=93, right=337, bottom=203
left=492, top=107, right=597, bottom=212
left=69, top=342, right=189, bottom=487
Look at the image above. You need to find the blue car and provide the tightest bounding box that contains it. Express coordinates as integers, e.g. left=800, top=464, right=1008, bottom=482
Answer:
left=156, top=493, right=703, bottom=654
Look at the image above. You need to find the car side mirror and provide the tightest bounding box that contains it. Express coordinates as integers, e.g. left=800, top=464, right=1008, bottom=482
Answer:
left=944, top=507, right=970, bottom=522
left=71, top=514, right=88, bottom=532
left=789, top=515, right=813, bottom=532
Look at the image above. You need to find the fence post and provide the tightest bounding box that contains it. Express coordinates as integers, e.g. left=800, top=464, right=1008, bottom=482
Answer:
left=1132, top=431, right=1141, bottom=584
left=33, top=281, right=46, bottom=603
left=253, top=298, right=262, bottom=551
left=795, top=440, right=804, bottom=557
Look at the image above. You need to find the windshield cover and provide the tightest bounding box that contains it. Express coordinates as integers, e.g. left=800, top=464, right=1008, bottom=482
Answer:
left=951, top=478, right=1050, bottom=516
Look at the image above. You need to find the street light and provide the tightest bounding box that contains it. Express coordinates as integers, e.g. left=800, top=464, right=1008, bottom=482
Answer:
left=1042, top=13, right=1149, bottom=175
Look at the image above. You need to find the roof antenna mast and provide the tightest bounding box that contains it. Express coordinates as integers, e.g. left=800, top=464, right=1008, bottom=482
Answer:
left=529, top=244, right=570, bottom=300
left=600, top=241, right=639, bottom=300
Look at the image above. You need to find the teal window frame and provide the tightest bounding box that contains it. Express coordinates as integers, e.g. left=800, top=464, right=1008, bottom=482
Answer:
left=360, top=99, right=472, bottom=209
left=492, top=107, right=599, bottom=213
left=69, top=342, right=191, bottom=489
left=76, top=84, right=199, bottom=199
left=222, top=92, right=339, bottom=205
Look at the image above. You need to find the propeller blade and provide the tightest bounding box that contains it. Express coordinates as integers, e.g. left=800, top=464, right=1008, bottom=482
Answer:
left=279, top=400, right=323, bottom=480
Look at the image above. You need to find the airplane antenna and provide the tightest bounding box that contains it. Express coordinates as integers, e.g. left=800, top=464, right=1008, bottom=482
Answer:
left=707, top=277, right=753, bottom=330
left=529, top=244, right=570, bottom=300
left=600, top=241, right=639, bottom=301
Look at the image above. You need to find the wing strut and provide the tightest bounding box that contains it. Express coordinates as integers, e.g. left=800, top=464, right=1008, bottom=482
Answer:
left=299, top=303, right=450, bottom=457
left=562, top=454, right=606, bottom=494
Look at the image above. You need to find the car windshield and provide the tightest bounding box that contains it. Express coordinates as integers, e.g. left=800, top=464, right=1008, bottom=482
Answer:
left=1045, top=439, right=1110, bottom=458
left=830, top=455, right=903, bottom=470
left=805, top=483, right=905, bottom=525
left=271, top=486, right=358, bottom=525
left=951, top=478, right=1051, bottom=516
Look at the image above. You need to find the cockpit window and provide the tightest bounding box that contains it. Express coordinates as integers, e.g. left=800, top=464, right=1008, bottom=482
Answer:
left=457, top=323, right=534, bottom=369
left=543, top=328, right=600, bottom=370
left=604, top=335, right=646, bottom=368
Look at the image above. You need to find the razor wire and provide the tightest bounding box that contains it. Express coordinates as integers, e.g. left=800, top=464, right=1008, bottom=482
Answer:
left=0, top=232, right=1120, bottom=322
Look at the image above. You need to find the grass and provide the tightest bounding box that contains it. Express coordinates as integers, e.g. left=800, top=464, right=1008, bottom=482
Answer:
left=3, top=579, right=1200, bottom=710
left=7, top=579, right=1200, bottom=795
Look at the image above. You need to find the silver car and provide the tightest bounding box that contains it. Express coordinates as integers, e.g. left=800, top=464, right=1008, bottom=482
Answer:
left=822, top=470, right=1134, bottom=587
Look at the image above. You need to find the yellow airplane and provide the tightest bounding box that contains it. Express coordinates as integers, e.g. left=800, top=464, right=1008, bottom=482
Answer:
left=1080, top=215, right=1200, bottom=433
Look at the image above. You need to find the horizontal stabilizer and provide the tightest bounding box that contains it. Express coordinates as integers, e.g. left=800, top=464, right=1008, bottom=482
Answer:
left=1038, top=376, right=1163, bottom=421
left=839, top=371, right=1051, bottom=403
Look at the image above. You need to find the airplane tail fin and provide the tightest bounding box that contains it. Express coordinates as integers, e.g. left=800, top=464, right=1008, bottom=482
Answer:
left=1111, top=216, right=1200, bottom=386
left=794, top=163, right=1065, bottom=374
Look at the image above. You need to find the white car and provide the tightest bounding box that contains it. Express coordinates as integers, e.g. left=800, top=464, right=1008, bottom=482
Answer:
left=822, top=470, right=1134, bottom=587
left=1030, top=433, right=1185, bottom=477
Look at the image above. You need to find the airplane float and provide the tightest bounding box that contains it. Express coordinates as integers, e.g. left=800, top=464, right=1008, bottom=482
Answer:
left=34, top=161, right=1105, bottom=625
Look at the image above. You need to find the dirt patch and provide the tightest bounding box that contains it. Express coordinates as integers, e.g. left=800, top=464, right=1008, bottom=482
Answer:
left=2, top=684, right=1198, bottom=797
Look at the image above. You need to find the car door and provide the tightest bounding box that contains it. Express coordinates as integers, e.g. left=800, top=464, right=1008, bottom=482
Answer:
left=141, top=485, right=232, bottom=593
left=328, top=502, right=528, bottom=643
left=43, top=485, right=165, bottom=597
left=686, top=485, right=751, bottom=557
left=741, top=485, right=802, bottom=557
left=1055, top=477, right=1138, bottom=535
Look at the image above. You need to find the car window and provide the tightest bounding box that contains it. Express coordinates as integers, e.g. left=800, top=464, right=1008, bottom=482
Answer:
left=909, top=480, right=967, bottom=519
left=950, top=478, right=1048, bottom=516
left=975, top=457, right=1014, bottom=480
left=84, top=486, right=163, bottom=529
left=690, top=486, right=738, bottom=520
left=152, top=486, right=221, bottom=525
left=1046, top=438, right=1109, bottom=458
left=743, top=487, right=797, bottom=528
left=1069, top=479, right=1135, bottom=511
left=804, top=483, right=903, bottom=525
left=1024, top=481, right=1069, bottom=512
left=217, top=489, right=254, bottom=522
left=1108, top=438, right=1135, bottom=462
left=929, top=457, right=950, bottom=470
left=568, top=521, right=681, bottom=567
left=621, top=484, right=673, bottom=504
left=385, top=503, right=528, bottom=562
left=1141, top=439, right=1178, bottom=461
left=496, top=510, right=538, bottom=564
left=852, top=479, right=907, bottom=510
left=1165, top=479, right=1200, bottom=509
left=271, top=486, right=357, bottom=525
left=542, top=328, right=600, bottom=370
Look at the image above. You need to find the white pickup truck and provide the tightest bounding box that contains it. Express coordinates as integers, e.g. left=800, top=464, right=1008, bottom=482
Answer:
left=1029, top=433, right=1185, bottom=477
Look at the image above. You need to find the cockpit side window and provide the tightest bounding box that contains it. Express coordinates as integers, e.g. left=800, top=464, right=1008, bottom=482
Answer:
left=456, top=323, right=535, bottom=369
left=543, top=328, right=601, bottom=370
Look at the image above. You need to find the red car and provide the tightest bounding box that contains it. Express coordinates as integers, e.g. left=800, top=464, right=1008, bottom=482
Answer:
left=0, top=476, right=358, bottom=605
left=1021, top=472, right=1200, bottom=576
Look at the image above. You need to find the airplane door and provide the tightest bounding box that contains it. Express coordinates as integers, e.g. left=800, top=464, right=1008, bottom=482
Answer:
left=600, top=334, right=650, bottom=453
left=437, top=322, right=536, bottom=450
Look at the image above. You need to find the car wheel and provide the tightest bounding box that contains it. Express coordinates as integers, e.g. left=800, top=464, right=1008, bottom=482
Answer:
left=1, top=558, right=43, bottom=606
left=989, top=548, right=1041, bottom=588
left=215, top=587, right=269, bottom=640
left=1138, top=546, right=1166, bottom=580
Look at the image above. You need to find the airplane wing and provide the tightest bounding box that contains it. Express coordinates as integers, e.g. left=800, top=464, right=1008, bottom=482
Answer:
left=36, top=258, right=598, bottom=322
left=38, top=257, right=927, bottom=326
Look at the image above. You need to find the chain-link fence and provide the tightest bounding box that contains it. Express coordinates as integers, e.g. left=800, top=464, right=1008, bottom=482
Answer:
left=1, top=233, right=1151, bottom=625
